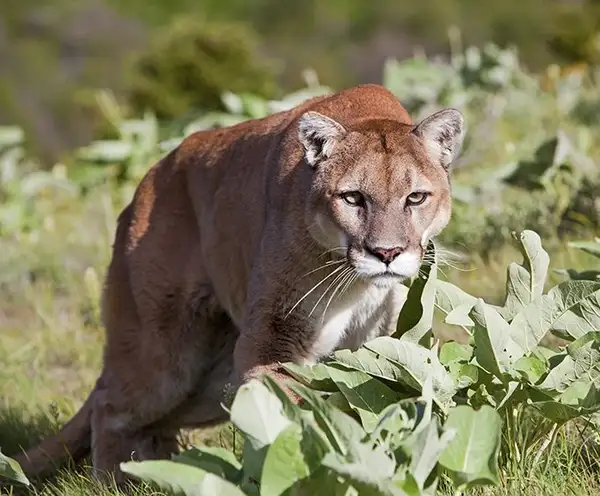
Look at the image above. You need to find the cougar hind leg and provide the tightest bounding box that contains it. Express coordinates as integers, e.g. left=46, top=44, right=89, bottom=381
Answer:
left=90, top=271, right=238, bottom=484
left=160, top=319, right=239, bottom=431
left=90, top=388, right=179, bottom=484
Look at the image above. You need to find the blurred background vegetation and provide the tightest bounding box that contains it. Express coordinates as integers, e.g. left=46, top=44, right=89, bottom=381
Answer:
left=3, top=0, right=600, bottom=160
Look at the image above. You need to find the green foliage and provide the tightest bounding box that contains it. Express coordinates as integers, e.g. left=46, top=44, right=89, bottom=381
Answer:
left=101, top=231, right=599, bottom=495
left=127, top=17, right=279, bottom=119
left=548, top=1, right=600, bottom=65
left=121, top=378, right=502, bottom=495
left=0, top=449, right=29, bottom=486
left=556, top=237, right=600, bottom=282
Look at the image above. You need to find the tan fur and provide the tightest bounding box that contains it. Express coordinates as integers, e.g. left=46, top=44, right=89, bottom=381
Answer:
left=13, top=84, right=465, bottom=483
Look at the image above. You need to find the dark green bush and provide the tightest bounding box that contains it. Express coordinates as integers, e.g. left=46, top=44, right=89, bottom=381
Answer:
left=547, top=1, right=600, bottom=65
left=127, top=17, right=279, bottom=119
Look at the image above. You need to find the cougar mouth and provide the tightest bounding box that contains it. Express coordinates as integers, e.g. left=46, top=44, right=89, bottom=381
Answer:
left=347, top=244, right=421, bottom=282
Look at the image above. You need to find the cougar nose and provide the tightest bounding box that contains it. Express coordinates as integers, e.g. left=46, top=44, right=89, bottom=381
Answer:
left=367, top=246, right=404, bottom=264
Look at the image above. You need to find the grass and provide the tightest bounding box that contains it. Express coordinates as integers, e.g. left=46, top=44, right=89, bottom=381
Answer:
left=1, top=186, right=599, bottom=495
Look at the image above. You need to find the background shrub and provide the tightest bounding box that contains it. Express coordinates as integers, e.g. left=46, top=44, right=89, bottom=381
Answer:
left=127, top=17, right=279, bottom=119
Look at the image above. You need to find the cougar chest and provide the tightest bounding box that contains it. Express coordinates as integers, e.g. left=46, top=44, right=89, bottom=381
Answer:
left=305, top=280, right=407, bottom=363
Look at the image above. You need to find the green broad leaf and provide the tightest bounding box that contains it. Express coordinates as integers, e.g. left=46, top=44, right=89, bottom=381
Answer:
left=393, top=470, right=422, bottom=496
left=504, top=132, right=579, bottom=189
left=513, top=355, right=547, bottom=384
left=326, top=391, right=354, bottom=412
left=260, top=424, right=311, bottom=496
left=556, top=268, right=600, bottom=282
left=559, top=380, right=600, bottom=409
left=445, top=303, right=476, bottom=327
left=395, top=242, right=437, bottom=343
left=448, top=363, right=479, bottom=389
left=321, top=449, right=405, bottom=496
left=403, top=416, right=454, bottom=492
left=530, top=401, right=600, bottom=422
left=567, top=330, right=600, bottom=355
left=288, top=387, right=401, bottom=495
left=531, top=345, right=558, bottom=362
left=120, top=459, right=208, bottom=495
left=569, top=239, right=600, bottom=259
left=265, top=466, right=355, bottom=496
left=240, top=443, right=266, bottom=495
left=230, top=380, right=291, bottom=449
left=500, top=230, right=549, bottom=320
left=230, top=379, right=291, bottom=489
left=439, top=405, right=502, bottom=488
left=467, top=383, right=498, bottom=409
left=412, top=374, right=435, bottom=437
left=537, top=353, right=577, bottom=394
left=262, top=377, right=334, bottom=460
left=439, top=342, right=473, bottom=365
left=561, top=333, right=600, bottom=400
left=0, top=450, right=30, bottom=486
left=0, top=125, right=24, bottom=149
left=173, top=447, right=241, bottom=483
left=326, top=365, right=402, bottom=432
left=435, top=282, right=478, bottom=312
left=282, top=362, right=338, bottom=392
left=434, top=281, right=477, bottom=331
left=536, top=333, right=600, bottom=418
left=240, top=93, right=270, bottom=119
left=470, top=300, right=524, bottom=378
left=510, top=281, right=600, bottom=349
left=333, top=348, right=410, bottom=385
left=196, top=473, right=248, bottom=495
left=364, top=337, right=457, bottom=406
left=288, top=383, right=364, bottom=456
left=262, top=375, right=305, bottom=424
left=368, top=403, right=416, bottom=446
left=496, top=381, right=520, bottom=411
left=548, top=282, right=600, bottom=339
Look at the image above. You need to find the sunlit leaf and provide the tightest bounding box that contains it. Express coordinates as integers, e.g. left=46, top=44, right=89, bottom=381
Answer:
left=439, top=406, right=502, bottom=488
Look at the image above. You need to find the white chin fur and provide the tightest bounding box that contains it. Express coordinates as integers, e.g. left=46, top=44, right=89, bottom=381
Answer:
left=353, top=251, right=421, bottom=280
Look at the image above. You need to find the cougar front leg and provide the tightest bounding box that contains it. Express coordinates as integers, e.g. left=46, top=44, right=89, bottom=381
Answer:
left=233, top=312, right=312, bottom=402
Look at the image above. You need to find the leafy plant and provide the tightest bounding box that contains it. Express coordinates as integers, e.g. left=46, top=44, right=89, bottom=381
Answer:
left=0, top=449, right=30, bottom=486
left=556, top=237, right=600, bottom=282
left=122, top=377, right=501, bottom=495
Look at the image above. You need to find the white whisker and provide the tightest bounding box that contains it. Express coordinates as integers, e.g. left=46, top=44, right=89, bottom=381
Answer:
left=320, top=267, right=355, bottom=323
left=317, top=246, right=346, bottom=259
left=299, top=259, right=346, bottom=280
left=338, top=271, right=358, bottom=301
left=285, top=264, right=347, bottom=318
left=308, top=266, right=352, bottom=319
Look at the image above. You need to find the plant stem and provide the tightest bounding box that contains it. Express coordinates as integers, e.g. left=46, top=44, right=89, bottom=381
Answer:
left=543, top=422, right=562, bottom=473
left=532, top=422, right=558, bottom=468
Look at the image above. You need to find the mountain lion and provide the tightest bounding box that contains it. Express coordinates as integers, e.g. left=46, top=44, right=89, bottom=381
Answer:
left=14, top=84, right=465, bottom=483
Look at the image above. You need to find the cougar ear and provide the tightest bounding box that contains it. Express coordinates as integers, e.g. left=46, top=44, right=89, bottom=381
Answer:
left=298, top=111, right=346, bottom=167
left=412, top=109, right=465, bottom=170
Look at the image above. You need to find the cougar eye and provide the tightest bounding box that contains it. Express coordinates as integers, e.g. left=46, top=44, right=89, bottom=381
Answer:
left=340, top=191, right=365, bottom=207
left=406, top=191, right=429, bottom=206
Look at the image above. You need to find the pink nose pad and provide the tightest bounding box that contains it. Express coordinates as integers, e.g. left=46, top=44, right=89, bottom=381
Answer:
left=369, top=246, right=404, bottom=264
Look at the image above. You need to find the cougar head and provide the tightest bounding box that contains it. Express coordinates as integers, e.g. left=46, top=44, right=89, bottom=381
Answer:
left=299, top=107, right=465, bottom=286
